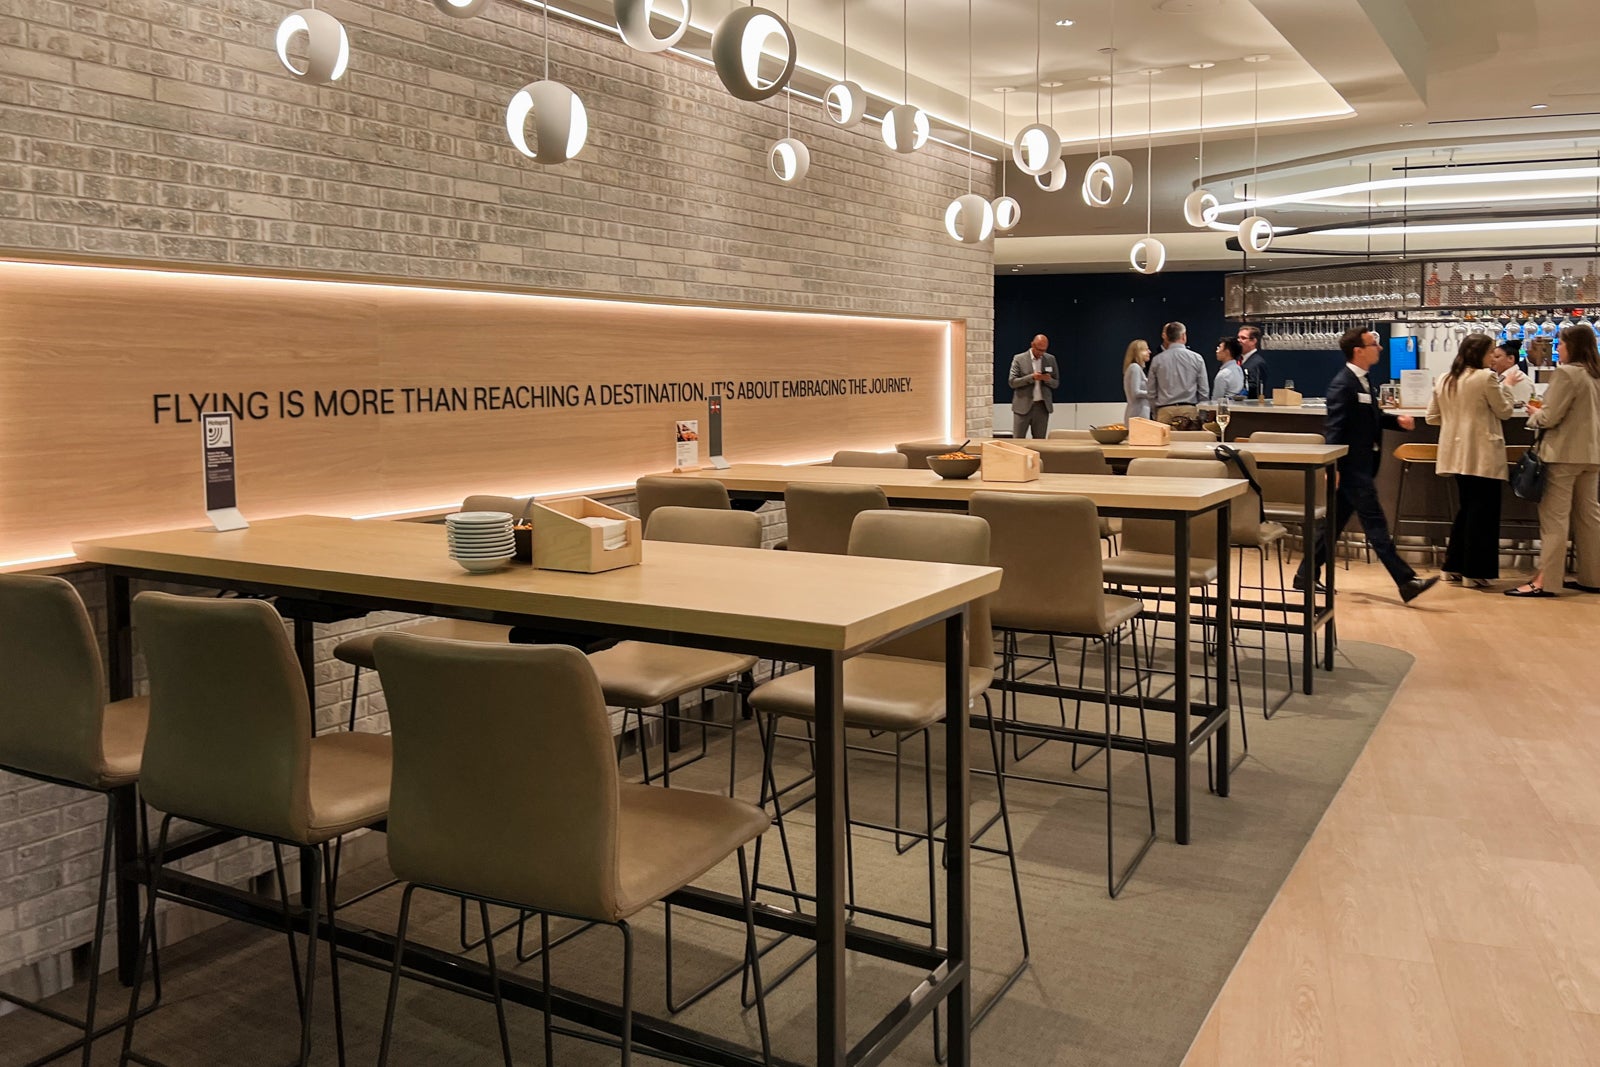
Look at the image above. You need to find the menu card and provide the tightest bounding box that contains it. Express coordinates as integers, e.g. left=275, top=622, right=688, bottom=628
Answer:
left=1399, top=369, right=1431, bottom=409
left=674, top=419, right=699, bottom=472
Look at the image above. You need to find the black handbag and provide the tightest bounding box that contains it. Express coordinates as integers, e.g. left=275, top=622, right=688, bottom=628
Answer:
left=1511, top=432, right=1547, bottom=502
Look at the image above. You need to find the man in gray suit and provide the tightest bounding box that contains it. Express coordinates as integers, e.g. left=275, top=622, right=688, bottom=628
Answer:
left=1008, top=333, right=1059, bottom=438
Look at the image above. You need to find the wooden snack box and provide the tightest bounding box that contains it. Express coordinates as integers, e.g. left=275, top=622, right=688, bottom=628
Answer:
left=1127, top=417, right=1172, bottom=447
left=1272, top=387, right=1303, bottom=407
left=527, top=497, right=642, bottom=573
left=981, top=439, right=1041, bottom=482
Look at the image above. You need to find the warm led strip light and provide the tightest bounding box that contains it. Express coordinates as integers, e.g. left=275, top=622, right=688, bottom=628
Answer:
left=1213, top=166, right=1600, bottom=216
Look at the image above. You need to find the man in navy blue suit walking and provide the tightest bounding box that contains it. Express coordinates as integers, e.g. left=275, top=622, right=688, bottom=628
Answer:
left=1296, top=326, right=1439, bottom=604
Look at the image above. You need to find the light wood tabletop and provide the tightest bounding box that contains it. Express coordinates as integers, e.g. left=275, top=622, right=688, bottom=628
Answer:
left=73, top=515, right=1001, bottom=653
left=665, top=463, right=1248, bottom=513
left=896, top=438, right=1348, bottom=466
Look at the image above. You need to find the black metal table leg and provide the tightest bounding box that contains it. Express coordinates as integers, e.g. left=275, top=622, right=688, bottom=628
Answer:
left=1323, top=462, right=1338, bottom=672
left=812, top=652, right=848, bottom=1066
left=1214, top=504, right=1232, bottom=798
left=943, top=610, right=972, bottom=1065
left=1301, top=467, right=1317, bottom=694
left=1173, top=517, right=1192, bottom=845
left=105, top=571, right=142, bottom=987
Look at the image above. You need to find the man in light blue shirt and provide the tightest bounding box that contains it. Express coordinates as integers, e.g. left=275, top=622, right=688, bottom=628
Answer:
left=1146, top=321, right=1208, bottom=427
left=1212, top=336, right=1245, bottom=401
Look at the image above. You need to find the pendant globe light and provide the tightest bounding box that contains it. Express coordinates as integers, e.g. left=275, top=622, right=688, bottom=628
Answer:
left=712, top=1, right=797, bottom=102
left=615, top=0, right=690, bottom=53
left=275, top=6, right=349, bottom=84
left=1237, top=55, right=1274, bottom=252
left=882, top=0, right=929, bottom=152
left=432, top=0, right=492, bottom=19
left=1082, top=0, right=1132, bottom=209
left=766, top=0, right=809, bottom=183
left=1011, top=0, right=1060, bottom=176
left=1033, top=87, right=1068, bottom=192
left=1130, top=69, right=1165, bottom=274
left=992, top=88, right=1021, bottom=230
left=945, top=0, right=994, bottom=244
left=1182, top=62, right=1220, bottom=227
left=823, top=0, right=866, bottom=126
left=506, top=0, right=588, bottom=164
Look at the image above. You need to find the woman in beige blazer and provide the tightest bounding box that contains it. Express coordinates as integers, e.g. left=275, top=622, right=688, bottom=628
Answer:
left=1427, top=334, right=1513, bottom=585
left=1506, top=324, right=1600, bottom=597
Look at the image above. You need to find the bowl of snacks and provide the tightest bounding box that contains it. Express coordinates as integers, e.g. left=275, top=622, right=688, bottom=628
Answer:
left=926, top=450, right=982, bottom=479
left=513, top=521, right=534, bottom=563
left=1090, top=424, right=1128, bottom=444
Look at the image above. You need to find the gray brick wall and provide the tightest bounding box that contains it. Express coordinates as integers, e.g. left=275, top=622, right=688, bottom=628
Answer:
left=0, top=0, right=995, bottom=995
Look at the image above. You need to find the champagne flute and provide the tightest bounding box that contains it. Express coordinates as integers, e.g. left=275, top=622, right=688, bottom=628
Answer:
left=1216, top=397, right=1231, bottom=439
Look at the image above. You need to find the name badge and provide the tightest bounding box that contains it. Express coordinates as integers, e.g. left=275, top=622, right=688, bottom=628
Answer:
left=1357, top=392, right=1373, bottom=404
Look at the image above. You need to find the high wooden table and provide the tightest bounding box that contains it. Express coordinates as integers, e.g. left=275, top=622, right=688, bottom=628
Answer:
left=75, top=515, right=1002, bottom=1067
left=664, top=464, right=1249, bottom=845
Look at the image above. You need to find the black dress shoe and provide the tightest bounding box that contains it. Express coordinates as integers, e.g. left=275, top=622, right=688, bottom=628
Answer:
left=1399, top=576, right=1440, bottom=604
left=1564, top=580, right=1600, bottom=593
left=1291, top=574, right=1330, bottom=595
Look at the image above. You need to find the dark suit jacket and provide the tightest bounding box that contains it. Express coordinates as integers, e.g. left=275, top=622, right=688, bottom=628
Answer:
left=1324, top=365, right=1402, bottom=474
left=1240, top=351, right=1268, bottom=398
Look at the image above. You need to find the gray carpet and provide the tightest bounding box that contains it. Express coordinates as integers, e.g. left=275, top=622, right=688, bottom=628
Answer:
left=3, top=639, right=1412, bottom=1066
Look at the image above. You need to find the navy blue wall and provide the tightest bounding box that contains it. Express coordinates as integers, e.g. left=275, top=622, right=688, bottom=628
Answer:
left=994, top=271, right=1388, bottom=405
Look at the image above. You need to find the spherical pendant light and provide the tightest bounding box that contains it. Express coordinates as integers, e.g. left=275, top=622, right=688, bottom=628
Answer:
left=945, top=193, right=994, bottom=244
left=1130, top=236, right=1166, bottom=274
left=882, top=103, right=929, bottom=153
left=992, top=195, right=1021, bottom=232
left=614, top=0, right=690, bottom=52
left=1011, top=122, right=1061, bottom=176
left=432, top=0, right=493, bottom=18
left=1035, top=158, right=1068, bottom=192
left=1082, top=154, right=1133, bottom=207
left=711, top=6, right=796, bottom=102
left=1183, top=188, right=1220, bottom=228
left=275, top=9, right=349, bottom=84
left=768, top=136, right=809, bottom=183
left=823, top=80, right=866, bottom=126
left=1239, top=215, right=1274, bottom=253
left=506, top=80, right=589, bottom=164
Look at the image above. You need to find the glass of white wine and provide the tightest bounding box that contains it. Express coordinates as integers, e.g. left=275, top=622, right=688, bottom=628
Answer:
left=1216, top=397, right=1231, bottom=439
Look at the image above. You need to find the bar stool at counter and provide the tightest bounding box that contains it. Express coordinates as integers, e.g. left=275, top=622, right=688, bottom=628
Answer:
left=784, top=482, right=889, bottom=555
left=893, top=441, right=965, bottom=469
left=1029, top=444, right=1123, bottom=549
left=0, top=575, right=160, bottom=1067
left=831, top=449, right=909, bottom=468
left=121, top=593, right=392, bottom=1067
left=371, top=636, right=773, bottom=1067
left=635, top=475, right=730, bottom=531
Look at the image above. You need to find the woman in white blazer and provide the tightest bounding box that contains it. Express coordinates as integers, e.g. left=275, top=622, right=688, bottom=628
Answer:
left=1122, top=339, right=1151, bottom=423
left=1506, top=325, right=1600, bottom=597
left=1426, top=334, right=1513, bottom=585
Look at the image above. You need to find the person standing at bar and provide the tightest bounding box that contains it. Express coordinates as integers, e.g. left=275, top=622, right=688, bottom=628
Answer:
left=1122, top=339, right=1151, bottom=423
left=1426, top=334, right=1513, bottom=587
left=1237, top=324, right=1268, bottom=399
left=1145, top=321, right=1207, bottom=428
left=1296, top=326, right=1438, bottom=604
left=1212, top=336, right=1245, bottom=401
left=1008, top=333, right=1059, bottom=439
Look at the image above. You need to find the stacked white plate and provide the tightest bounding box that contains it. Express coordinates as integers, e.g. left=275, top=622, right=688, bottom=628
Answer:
left=446, top=511, right=515, bottom=573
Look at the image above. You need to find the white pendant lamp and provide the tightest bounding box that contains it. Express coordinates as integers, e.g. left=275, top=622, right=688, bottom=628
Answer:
left=945, top=0, right=993, bottom=244
left=1182, top=62, right=1219, bottom=227
left=432, top=0, right=493, bottom=19
left=1011, top=0, right=1060, bottom=176
left=823, top=0, right=866, bottom=126
left=991, top=88, right=1021, bottom=230
left=506, top=2, right=588, bottom=164
left=1237, top=55, right=1274, bottom=251
left=1082, top=1, right=1132, bottom=209
left=275, top=7, right=349, bottom=84
left=768, top=22, right=809, bottom=188
left=1130, top=69, right=1164, bottom=274
left=712, top=3, right=797, bottom=102
left=615, top=0, right=690, bottom=53
left=882, top=0, right=928, bottom=153
left=1035, top=158, right=1068, bottom=192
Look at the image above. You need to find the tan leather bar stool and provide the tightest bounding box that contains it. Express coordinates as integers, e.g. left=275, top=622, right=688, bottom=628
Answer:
left=120, top=593, right=391, bottom=1067
left=371, top=636, right=772, bottom=1067
left=0, top=575, right=160, bottom=1067
left=1211, top=450, right=1293, bottom=723
left=1170, top=429, right=1220, bottom=441
left=330, top=493, right=529, bottom=732
left=635, top=475, right=730, bottom=532
left=1033, top=444, right=1122, bottom=549
left=1247, top=431, right=1336, bottom=564
left=1394, top=442, right=1455, bottom=566
left=1046, top=428, right=1094, bottom=440
left=831, top=449, right=909, bottom=468
left=784, top=482, right=888, bottom=555
left=968, top=492, right=1156, bottom=897
left=748, top=510, right=1027, bottom=1054
left=893, top=441, right=964, bottom=469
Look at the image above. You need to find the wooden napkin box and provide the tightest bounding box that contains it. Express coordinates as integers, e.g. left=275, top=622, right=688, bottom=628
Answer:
left=1128, top=417, right=1172, bottom=446
left=527, top=497, right=642, bottom=573
left=1272, top=387, right=1303, bottom=406
left=981, top=440, right=1041, bottom=482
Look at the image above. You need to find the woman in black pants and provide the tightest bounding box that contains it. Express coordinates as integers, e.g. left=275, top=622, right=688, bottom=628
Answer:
left=1426, top=334, right=1514, bottom=586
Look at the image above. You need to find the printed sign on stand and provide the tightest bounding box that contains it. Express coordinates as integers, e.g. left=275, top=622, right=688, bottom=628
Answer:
left=673, top=419, right=700, bottom=472
left=1399, top=369, right=1431, bottom=409
left=202, top=412, right=248, bottom=531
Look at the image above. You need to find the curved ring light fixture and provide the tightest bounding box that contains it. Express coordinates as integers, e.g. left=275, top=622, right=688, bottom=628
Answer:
left=1183, top=188, right=1221, bottom=227
left=945, top=193, right=995, bottom=244
left=882, top=103, right=930, bottom=153
left=1083, top=154, right=1134, bottom=206
left=1238, top=215, right=1274, bottom=253
left=711, top=6, right=797, bottom=101
left=993, top=195, right=1021, bottom=231
left=1012, top=122, right=1061, bottom=177
left=824, top=80, right=867, bottom=126
left=432, top=0, right=494, bottom=18
left=768, top=136, right=810, bottom=183
left=1035, top=158, right=1068, bottom=192
left=506, top=80, right=589, bottom=164
left=1211, top=166, right=1600, bottom=217
left=1130, top=236, right=1167, bottom=274
left=614, top=0, right=690, bottom=52
left=275, top=9, right=349, bottom=83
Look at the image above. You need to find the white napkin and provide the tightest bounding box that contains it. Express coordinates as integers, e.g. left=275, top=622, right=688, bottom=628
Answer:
left=578, top=516, right=629, bottom=550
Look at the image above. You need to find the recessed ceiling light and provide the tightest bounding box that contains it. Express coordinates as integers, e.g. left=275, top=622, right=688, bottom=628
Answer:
left=1242, top=53, right=1270, bottom=63
left=1531, top=103, right=1550, bottom=109
left=1139, top=67, right=1163, bottom=76
left=1040, top=80, right=1064, bottom=88
left=1399, top=122, right=1414, bottom=127
left=1087, top=74, right=1111, bottom=83
left=1188, top=61, right=1215, bottom=69
left=994, top=86, right=1016, bottom=93
left=1055, top=18, right=1074, bottom=27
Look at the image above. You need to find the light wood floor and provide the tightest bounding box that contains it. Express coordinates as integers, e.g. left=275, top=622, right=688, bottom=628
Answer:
left=1184, top=557, right=1600, bottom=1066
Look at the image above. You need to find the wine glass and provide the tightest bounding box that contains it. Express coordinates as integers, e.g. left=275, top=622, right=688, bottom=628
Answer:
left=1216, top=397, right=1232, bottom=439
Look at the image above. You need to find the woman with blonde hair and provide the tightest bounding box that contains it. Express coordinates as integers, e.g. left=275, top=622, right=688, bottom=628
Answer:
left=1426, top=333, right=1512, bottom=586
left=1506, top=324, right=1600, bottom=597
left=1122, top=339, right=1151, bottom=423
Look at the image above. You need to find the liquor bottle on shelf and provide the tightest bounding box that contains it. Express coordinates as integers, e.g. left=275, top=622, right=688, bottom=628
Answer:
left=1425, top=266, right=1441, bottom=306
left=1446, top=262, right=1463, bottom=304
left=1541, top=261, right=1558, bottom=302
left=1584, top=261, right=1599, bottom=304
left=1560, top=267, right=1578, bottom=303
left=1520, top=266, right=1539, bottom=304
left=1499, top=263, right=1518, bottom=303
